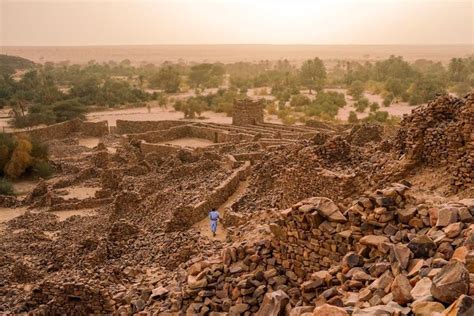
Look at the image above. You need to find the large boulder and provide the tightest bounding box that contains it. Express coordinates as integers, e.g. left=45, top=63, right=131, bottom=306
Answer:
left=391, top=274, right=412, bottom=305
left=431, top=261, right=469, bottom=304
left=408, top=235, right=436, bottom=258
left=300, top=197, right=347, bottom=223
left=443, top=295, right=474, bottom=316
left=312, top=304, right=348, bottom=316
left=411, top=301, right=445, bottom=316
left=256, top=290, right=289, bottom=316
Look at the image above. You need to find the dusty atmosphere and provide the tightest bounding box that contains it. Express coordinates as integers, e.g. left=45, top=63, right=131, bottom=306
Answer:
left=2, top=45, right=472, bottom=65
left=0, top=0, right=473, bottom=315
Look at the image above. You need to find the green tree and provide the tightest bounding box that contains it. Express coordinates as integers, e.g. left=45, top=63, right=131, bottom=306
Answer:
left=370, top=102, right=380, bottom=112
left=348, top=111, right=359, bottom=123
left=408, top=75, right=446, bottom=105
left=149, top=66, right=181, bottom=93
left=52, top=99, right=87, bottom=122
left=299, top=58, right=326, bottom=93
left=354, top=97, right=370, bottom=113
left=348, top=80, right=365, bottom=100
left=448, top=58, right=470, bottom=82
left=189, top=63, right=225, bottom=88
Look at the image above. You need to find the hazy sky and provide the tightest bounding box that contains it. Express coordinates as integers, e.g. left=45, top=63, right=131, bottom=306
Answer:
left=0, top=0, right=472, bottom=46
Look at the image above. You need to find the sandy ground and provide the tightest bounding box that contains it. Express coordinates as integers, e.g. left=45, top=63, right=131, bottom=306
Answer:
left=12, top=180, right=38, bottom=197
left=2, top=45, right=469, bottom=65
left=62, top=186, right=99, bottom=200
left=87, top=106, right=233, bottom=126
left=50, top=208, right=97, bottom=221
left=78, top=137, right=101, bottom=148
left=0, top=207, right=27, bottom=224
left=193, top=180, right=249, bottom=241
left=158, top=137, right=214, bottom=148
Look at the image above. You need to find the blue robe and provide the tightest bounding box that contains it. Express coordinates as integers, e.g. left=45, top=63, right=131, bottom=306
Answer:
left=209, top=210, right=220, bottom=233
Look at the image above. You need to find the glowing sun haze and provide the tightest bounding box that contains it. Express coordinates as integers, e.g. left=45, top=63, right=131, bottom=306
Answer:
left=0, top=0, right=472, bottom=46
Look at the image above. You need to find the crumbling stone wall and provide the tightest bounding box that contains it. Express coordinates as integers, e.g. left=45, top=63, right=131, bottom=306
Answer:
left=12, top=119, right=108, bottom=141
left=140, top=142, right=190, bottom=157
left=170, top=182, right=474, bottom=315
left=166, top=161, right=251, bottom=231
left=232, top=99, right=264, bottom=126
left=116, top=120, right=186, bottom=134
left=395, top=93, right=473, bottom=192
left=127, top=124, right=241, bottom=144
left=81, top=121, right=109, bottom=137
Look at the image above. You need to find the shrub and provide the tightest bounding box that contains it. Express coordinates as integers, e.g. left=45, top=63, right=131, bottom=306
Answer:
left=0, top=133, right=15, bottom=171
left=364, top=111, right=389, bottom=123
left=0, top=178, right=14, bottom=195
left=30, top=137, right=49, bottom=160
left=348, top=80, right=365, bottom=100
left=266, top=102, right=278, bottom=115
left=290, top=94, right=311, bottom=110
left=0, top=134, right=49, bottom=179
left=33, top=160, right=54, bottom=178
left=4, top=137, right=33, bottom=179
left=383, top=94, right=393, bottom=107
left=354, top=97, right=370, bottom=113
left=370, top=102, right=380, bottom=112
left=348, top=111, right=359, bottom=123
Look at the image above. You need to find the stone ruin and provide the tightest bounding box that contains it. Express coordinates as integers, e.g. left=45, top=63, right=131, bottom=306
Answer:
left=0, top=93, right=473, bottom=315
left=167, top=181, right=474, bottom=315
left=232, top=99, right=265, bottom=126
left=395, top=94, right=473, bottom=192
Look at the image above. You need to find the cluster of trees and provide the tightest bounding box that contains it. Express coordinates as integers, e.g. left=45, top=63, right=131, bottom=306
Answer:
left=274, top=90, right=346, bottom=124
left=1, top=53, right=472, bottom=128
left=335, top=56, right=473, bottom=105
left=0, top=59, right=155, bottom=127
left=0, top=133, right=52, bottom=194
left=173, top=88, right=246, bottom=119
left=348, top=110, right=399, bottom=125
left=0, top=56, right=233, bottom=127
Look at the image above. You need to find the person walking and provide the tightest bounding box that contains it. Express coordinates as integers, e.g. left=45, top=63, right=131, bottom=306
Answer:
left=209, top=208, right=220, bottom=237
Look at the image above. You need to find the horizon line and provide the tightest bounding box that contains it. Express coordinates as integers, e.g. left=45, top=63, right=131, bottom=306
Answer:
left=1, top=43, right=473, bottom=48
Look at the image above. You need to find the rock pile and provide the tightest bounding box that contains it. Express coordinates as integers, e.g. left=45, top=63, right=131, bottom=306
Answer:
left=170, top=182, right=474, bottom=315
left=348, top=123, right=383, bottom=146
left=395, top=93, right=473, bottom=192
left=21, top=280, right=114, bottom=315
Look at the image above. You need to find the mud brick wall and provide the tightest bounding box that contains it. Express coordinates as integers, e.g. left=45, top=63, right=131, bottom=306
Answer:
left=232, top=99, right=264, bottom=126
left=116, top=120, right=187, bottom=134
left=166, top=161, right=251, bottom=231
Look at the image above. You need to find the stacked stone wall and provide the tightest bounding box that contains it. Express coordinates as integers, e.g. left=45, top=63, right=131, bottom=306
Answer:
left=11, top=119, right=108, bottom=142
left=116, top=120, right=186, bottom=134
left=395, top=94, right=473, bottom=192
left=166, top=161, right=251, bottom=231
left=232, top=99, right=264, bottom=126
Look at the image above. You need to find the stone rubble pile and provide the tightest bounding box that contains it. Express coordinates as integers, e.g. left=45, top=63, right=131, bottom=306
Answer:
left=395, top=93, right=473, bottom=192
left=21, top=280, right=115, bottom=315
left=169, top=182, right=474, bottom=315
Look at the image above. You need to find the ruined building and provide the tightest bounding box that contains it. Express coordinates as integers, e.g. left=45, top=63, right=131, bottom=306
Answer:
left=232, top=99, right=264, bottom=126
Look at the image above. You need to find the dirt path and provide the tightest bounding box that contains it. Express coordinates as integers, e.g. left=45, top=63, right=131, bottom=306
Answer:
left=193, top=180, right=249, bottom=241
